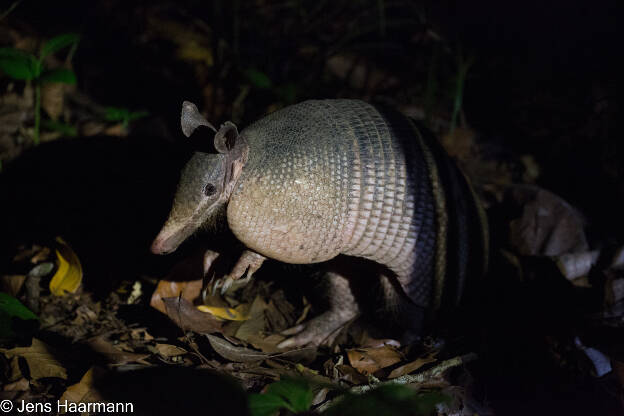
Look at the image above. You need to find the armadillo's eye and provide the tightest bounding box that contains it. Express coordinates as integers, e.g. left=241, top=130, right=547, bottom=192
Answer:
left=204, top=183, right=216, bottom=196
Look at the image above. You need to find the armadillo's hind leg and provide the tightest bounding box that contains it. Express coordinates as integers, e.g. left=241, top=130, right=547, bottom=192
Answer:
left=378, top=273, right=425, bottom=345
left=278, top=271, right=360, bottom=349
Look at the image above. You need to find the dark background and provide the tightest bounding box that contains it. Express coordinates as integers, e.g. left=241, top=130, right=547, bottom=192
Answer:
left=0, top=1, right=620, bottom=414
left=3, top=0, right=619, bottom=278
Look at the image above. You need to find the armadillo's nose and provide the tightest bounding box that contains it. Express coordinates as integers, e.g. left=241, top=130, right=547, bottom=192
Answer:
left=150, top=235, right=174, bottom=255
left=150, top=221, right=197, bottom=255
left=150, top=228, right=181, bottom=255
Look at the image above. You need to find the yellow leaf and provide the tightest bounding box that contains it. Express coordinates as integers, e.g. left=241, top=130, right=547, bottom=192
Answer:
left=197, top=304, right=250, bottom=321
left=177, top=40, right=213, bottom=66
left=49, top=237, right=82, bottom=296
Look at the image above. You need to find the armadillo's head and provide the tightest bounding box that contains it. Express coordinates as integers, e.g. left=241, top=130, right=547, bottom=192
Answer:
left=150, top=102, right=248, bottom=255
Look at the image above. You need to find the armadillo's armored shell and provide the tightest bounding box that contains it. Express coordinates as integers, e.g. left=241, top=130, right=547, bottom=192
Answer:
left=227, top=100, right=487, bottom=312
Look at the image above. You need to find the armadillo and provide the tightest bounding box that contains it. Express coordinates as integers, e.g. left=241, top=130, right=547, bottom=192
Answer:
left=151, top=99, right=488, bottom=347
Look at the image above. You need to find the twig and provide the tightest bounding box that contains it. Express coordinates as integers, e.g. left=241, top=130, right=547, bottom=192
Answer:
left=352, top=352, right=477, bottom=394
left=0, top=0, right=22, bottom=21
left=317, top=352, right=478, bottom=412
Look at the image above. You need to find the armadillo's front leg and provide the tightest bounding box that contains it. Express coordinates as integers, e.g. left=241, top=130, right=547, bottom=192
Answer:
left=278, top=271, right=360, bottom=349
left=212, top=250, right=267, bottom=294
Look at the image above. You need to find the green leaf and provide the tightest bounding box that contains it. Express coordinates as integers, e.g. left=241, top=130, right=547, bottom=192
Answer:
left=0, top=48, right=38, bottom=80
left=104, top=106, right=130, bottom=122
left=248, top=393, right=292, bottom=416
left=325, top=385, right=452, bottom=416
left=0, top=293, right=38, bottom=321
left=40, top=33, right=80, bottom=59
left=39, top=68, right=76, bottom=84
left=42, top=120, right=77, bottom=137
left=266, top=379, right=313, bottom=412
left=104, top=107, right=148, bottom=127
left=244, top=68, right=272, bottom=89
left=126, top=110, right=149, bottom=122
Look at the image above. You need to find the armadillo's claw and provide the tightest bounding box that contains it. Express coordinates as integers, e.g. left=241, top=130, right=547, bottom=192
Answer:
left=206, top=250, right=267, bottom=296
left=212, top=250, right=267, bottom=295
left=229, top=250, right=266, bottom=282
left=219, top=272, right=254, bottom=295
left=219, top=276, right=234, bottom=294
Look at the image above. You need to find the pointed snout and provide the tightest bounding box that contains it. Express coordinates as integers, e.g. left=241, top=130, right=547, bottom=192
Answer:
left=150, top=233, right=176, bottom=255
left=150, top=221, right=197, bottom=255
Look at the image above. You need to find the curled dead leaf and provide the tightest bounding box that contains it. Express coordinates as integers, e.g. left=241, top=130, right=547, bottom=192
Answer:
left=388, top=352, right=438, bottom=379
left=59, top=367, right=106, bottom=407
left=0, top=274, right=26, bottom=296
left=347, top=345, right=403, bottom=375
left=162, top=297, right=222, bottom=334
left=150, top=279, right=203, bottom=314
left=41, top=82, right=64, bottom=121
left=507, top=185, right=588, bottom=256
left=0, top=338, right=67, bottom=380
left=153, top=343, right=187, bottom=358
left=50, top=237, right=82, bottom=296
left=197, top=304, right=250, bottom=321
left=206, top=334, right=268, bottom=363
left=86, top=336, right=150, bottom=366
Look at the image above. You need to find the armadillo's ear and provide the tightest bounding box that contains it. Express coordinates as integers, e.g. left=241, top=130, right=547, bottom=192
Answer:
left=181, top=101, right=217, bottom=137
left=214, top=122, right=239, bottom=153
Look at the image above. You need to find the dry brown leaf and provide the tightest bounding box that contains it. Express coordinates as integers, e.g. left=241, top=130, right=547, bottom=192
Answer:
left=335, top=364, right=369, bottom=384
left=130, top=328, right=154, bottom=341
left=59, top=367, right=105, bottom=408
left=74, top=304, right=98, bottom=322
left=274, top=347, right=318, bottom=364
left=0, top=338, right=67, bottom=380
left=79, top=120, right=107, bottom=136
left=347, top=345, right=403, bottom=375
left=7, top=355, right=23, bottom=382
left=150, top=279, right=203, bottom=314
left=0, top=274, right=26, bottom=296
left=103, top=123, right=128, bottom=136
left=162, top=297, right=223, bottom=334
left=154, top=343, right=187, bottom=358
left=440, top=128, right=479, bottom=163
left=31, top=247, right=51, bottom=264
left=247, top=333, right=286, bottom=354
left=234, top=296, right=268, bottom=342
left=206, top=334, right=267, bottom=363
left=12, top=245, right=42, bottom=263
left=388, top=352, right=438, bottom=379
left=3, top=377, right=29, bottom=392
left=41, top=82, right=64, bottom=121
left=86, top=336, right=150, bottom=366
left=507, top=185, right=588, bottom=256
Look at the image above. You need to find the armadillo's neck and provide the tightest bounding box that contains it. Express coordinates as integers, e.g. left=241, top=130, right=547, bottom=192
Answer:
left=223, top=137, right=249, bottom=202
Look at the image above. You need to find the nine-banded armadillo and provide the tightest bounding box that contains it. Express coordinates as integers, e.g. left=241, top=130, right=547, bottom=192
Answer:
left=151, top=99, right=488, bottom=347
